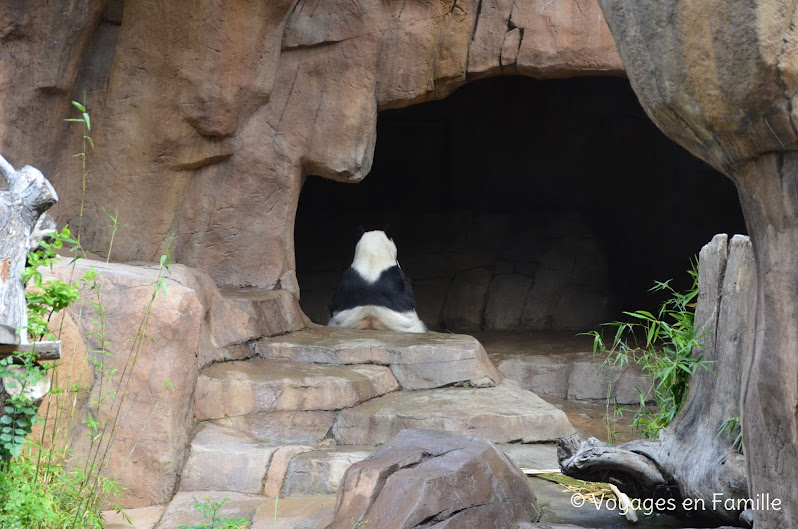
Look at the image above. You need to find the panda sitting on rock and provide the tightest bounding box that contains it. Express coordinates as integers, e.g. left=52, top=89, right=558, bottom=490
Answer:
left=328, top=227, right=427, bottom=333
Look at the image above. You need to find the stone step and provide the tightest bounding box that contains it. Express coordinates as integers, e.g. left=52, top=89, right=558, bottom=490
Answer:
left=153, top=491, right=335, bottom=529
left=194, top=358, right=399, bottom=443
left=253, top=326, right=502, bottom=390
left=180, top=423, right=279, bottom=494
left=491, top=350, right=651, bottom=404
left=332, top=380, right=575, bottom=445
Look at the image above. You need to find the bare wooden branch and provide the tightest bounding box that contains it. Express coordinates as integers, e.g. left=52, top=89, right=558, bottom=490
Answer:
left=559, top=234, right=754, bottom=526
left=0, top=341, right=62, bottom=361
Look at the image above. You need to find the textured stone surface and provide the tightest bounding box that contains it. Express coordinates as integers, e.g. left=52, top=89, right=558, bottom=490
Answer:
left=282, top=447, right=375, bottom=496
left=252, top=495, right=335, bottom=529
left=194, top=358, right=398, bottom=420
left=332, top=380, right=575, bottom=445
left=179, top=423, right=277, bottom=494
left=39, top=259, right=303, bottom=508
left=329, top=429, right=537, bottom=529
left=484, top=274, right=532, bottom=330
left=443, top=268, right=492, bottom=331
left=104, top=505, right=166, bottom=529
left=263, top=445, right=313, bottom=498
left=154, top=491, right=267, bottom=529
left=254, top=326, right=502, bottom=390
left=2, top=3, right=621, bottom=293
left=491, top=351, right=651, bottom=404
left=215, top=410, right=334, bottom=444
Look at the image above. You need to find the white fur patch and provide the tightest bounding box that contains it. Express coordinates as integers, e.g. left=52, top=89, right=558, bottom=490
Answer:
left=351, top=231, right=398, bottom=283
left=328, top=305, right=427, bottom=333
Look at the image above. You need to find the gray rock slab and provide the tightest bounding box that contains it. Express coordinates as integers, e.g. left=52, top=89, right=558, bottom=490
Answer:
left=180, top=423, right=278, bottom=494
left=215, top=410, right=335, bottom=444
left=332, top=380, right=575, bottom=445
left=194, top=358, right=399, bottom=420
left=253, top=326, right=502, bottom=390
left=282, top=446, right=376, bottom=496
left=154, top=491, right=268, bottom=529
left=491, top=351, right=651, bottom=405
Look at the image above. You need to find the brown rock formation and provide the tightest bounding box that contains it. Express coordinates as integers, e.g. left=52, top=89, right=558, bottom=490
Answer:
left=595, top=2, right=798, bottom=526
left=40, top=259, right=305, bottom=507
left=0, top=0, right=621, bottom=292
left=329, top=429, right=537, bottom=529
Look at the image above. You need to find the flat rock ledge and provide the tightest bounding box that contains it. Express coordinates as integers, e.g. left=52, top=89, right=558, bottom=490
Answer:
left=332, top=379, right=575, bottom=445
left=252, top=326, right=502, bottom=390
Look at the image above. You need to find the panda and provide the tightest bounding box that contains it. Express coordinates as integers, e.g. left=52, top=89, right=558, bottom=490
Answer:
left=327, top=227, right=427, bottom=333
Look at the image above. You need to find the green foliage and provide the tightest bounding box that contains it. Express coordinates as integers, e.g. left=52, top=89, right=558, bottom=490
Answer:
left=718, top=416, right=743, bottom=453
left=0, top=354, right=45, bottom=460
left=178, top=496, right=251, bottom=529
left=21, top=226, right=79, bottom=342
left=0, top=450, right=120, bottom=529
left=585, top=264, right=712, bottom=440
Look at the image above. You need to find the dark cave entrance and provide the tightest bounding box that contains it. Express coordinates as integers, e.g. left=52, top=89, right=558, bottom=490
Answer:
left=294, top=76, right=746, bottom=333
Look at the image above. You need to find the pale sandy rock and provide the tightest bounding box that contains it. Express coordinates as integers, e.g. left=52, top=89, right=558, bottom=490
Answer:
left=332, top=379, right=575, bottom=445
left=263, top=445, right=314, bottom=498
left=329, top=429, right=537, bottom=529
left=179, top=423, right=278, bottom=494
left=194, top=359, right=398, bottom=420
left=442, top=268, right=492, bottom=331
left=484, top=274, right=532, bottom=330
left=104, top=505, right=166, bottom=529
left=282, top=447, right=376, bottom=496
left=216, top=410, right=335, bottom=444
left=154, top=491, right=267, bottom=529
left=501, top=27, right=523, bottom=66
left=254, top=326, right=502, bottom=390
left=252, top=495, right=336, bottom=529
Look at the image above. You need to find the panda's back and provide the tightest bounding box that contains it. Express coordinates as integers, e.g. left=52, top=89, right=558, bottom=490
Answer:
left=329, top=265, right=415, bottom=315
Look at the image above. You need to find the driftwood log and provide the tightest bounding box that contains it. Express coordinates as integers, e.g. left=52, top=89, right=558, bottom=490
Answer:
left=0, top=153, right=61, bottom=404
left=0, top=153, right=59, bottom=346
left=559, top=234, right=754, bottom=526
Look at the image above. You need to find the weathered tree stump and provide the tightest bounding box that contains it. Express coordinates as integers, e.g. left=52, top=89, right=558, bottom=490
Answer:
left=591, top=2, right=798, bottom=527
left=0, top=153, right=59, bottom=346
left=559, top=234, right=755, bottom=525
left=0, top=153, right=60, bottom=403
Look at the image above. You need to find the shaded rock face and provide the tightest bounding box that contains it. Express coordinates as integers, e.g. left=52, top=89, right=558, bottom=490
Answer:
left=294, top=77, right=747, bottom=332
left=1, top=0, right=621, bottom=293
left=329, top=429, right=537, bottom=529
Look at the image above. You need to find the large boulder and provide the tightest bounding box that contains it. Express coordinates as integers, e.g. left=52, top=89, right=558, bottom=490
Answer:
left=329, top=429, right=537, bottom=529
left=40, top=259, right=305, bottom=507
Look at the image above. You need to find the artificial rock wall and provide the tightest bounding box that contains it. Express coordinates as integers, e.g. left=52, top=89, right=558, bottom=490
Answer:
left=0, top=0, right=621, bottom=295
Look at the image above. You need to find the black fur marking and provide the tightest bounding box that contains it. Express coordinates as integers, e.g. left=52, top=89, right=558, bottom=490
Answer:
left=329, top=265, right=416, bottom=314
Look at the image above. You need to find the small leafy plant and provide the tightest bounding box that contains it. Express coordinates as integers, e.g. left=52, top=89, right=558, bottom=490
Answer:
left=178, top=496, right=251, bottom=529
left=585, top=264, right=712, bottom=441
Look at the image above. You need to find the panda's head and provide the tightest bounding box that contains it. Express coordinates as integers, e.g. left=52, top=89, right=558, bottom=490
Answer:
left=351, top=228, right=398, bottom=283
